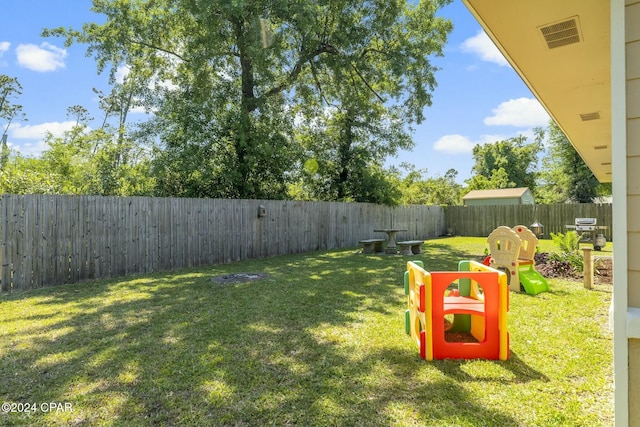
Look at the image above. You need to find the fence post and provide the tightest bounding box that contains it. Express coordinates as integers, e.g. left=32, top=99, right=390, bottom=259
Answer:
left=582, top=247, right=593, bottom=290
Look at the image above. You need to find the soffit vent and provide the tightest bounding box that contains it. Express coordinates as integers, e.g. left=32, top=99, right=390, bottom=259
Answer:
left=539, top=17, right=581, bottom=49
left=580, top=112, right=601, bottom=121
left=594, top=145, right=608, bottom=150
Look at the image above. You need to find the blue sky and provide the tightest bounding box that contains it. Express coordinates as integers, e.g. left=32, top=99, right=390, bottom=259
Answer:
left=1, top=0, right=550, bottom=184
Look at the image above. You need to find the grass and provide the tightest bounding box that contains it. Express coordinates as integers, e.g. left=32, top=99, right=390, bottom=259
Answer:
left=0, top=237, right=613, bottom=426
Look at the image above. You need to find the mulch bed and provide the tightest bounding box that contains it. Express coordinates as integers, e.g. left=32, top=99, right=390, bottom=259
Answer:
left=535, top=255, right=612, bottom=285
left=592, top=257, right=613, bottom=285
left=476, top=253, right=613, bottom=285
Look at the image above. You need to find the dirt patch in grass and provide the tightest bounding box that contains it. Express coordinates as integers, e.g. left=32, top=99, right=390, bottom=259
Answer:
left=535, top=255, right=612, bottom=285
left=478, top=252, right=613, bottom=285
left=593, top=257, right=613, bottom=285
left=211, top=272, right=268, bottom=284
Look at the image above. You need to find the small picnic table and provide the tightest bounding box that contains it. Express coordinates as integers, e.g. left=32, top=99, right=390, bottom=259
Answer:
left=374, top=228, right=407, bottom=254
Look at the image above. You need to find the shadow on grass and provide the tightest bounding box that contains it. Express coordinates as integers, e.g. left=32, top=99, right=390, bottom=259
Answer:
left=0, top=248, right=561, bottom=426
left=415, top=240, right=486, bottom=272
left=434, top=351, right=548, bottom=385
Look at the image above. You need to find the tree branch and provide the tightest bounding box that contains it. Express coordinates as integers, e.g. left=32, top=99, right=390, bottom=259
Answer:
left=310, top=62, right=331, bottom=107
left=350, top=63, right=384, bottom=103
left=125, top=37, right=188, bottom=62
left=360, top=47, right=389, bottom=58
left=262, top=42, right=338, bottom=100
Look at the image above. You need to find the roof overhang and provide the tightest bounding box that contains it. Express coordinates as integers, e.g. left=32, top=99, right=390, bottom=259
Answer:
left=462, top=187, right=530, bottom=200
left=462, top=0, right=611, bottom=183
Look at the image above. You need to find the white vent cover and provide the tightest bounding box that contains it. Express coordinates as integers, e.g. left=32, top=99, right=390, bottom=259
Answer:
left=539, top=17, right=581, bottom=49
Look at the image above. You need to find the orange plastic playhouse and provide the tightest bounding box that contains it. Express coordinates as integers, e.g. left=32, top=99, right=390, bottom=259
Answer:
left=404, top=260, right=509, bottom=361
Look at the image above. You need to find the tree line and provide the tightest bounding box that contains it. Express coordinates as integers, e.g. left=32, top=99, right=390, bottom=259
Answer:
left=1, top=0, right=609, bottom=205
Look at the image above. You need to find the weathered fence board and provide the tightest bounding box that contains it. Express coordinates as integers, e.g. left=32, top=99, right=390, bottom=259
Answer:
left=0, top=195, right=447, bottom=292
left=0, top=196, right=615, bottom=293
left=444, top=204, right=613, bottom=238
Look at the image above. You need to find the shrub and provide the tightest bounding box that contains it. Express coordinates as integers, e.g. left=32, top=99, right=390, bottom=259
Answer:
left=550, top=230, right=582, bottom=252
left=534, top=252, right=578, bottom=278
left=550, top=250, right=583, bottom=272
left=545, top=230, right=586, bottom=273
left=535, top=231, right=587, bottom=278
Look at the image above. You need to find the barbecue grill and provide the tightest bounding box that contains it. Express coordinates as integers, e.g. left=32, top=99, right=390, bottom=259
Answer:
left=565, top=217, right=608, bottom=250
left=575, top=217, right=598, bottom=231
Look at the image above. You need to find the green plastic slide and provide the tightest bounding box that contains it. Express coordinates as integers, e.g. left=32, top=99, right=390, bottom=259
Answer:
left=518, top=264, right=550, bottom=295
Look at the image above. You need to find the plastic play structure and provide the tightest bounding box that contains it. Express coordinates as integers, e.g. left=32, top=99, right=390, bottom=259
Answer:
left=404, top=260, right=509, bottom=361
left=485, top=225, right=550, bottom=295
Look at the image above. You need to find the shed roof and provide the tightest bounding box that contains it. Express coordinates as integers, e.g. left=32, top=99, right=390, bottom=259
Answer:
left=462, top=187, right=530, bottom=200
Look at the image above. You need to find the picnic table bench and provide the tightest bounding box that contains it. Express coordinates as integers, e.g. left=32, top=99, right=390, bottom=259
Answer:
left=359, top=238, right=385, bottom=254
left=397, top=240, right=424, bottom=255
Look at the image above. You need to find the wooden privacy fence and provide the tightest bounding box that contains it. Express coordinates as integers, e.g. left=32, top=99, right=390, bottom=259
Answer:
left=0, top=195, right=446, bottom=292
left=444, top=203, right=613, bottom=239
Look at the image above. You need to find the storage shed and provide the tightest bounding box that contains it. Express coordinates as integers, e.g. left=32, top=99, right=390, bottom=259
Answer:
left=462, top=187, right=535, bottom=206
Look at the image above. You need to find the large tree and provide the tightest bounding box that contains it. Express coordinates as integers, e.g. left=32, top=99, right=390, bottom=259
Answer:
left=0, top=75, right=26, bottom=168
left=538, top=120, right=610, bottom=203
left=40, top=104, right=154, bottom=196
left=292, top=101, right=412, bottom=204
left=465, top=135, right=543, bottom=192
left=46, top=0, right=452, bottom=199
left=389, top=163, right=462, bottom=205
left=0, top=75, right=25, bottom=133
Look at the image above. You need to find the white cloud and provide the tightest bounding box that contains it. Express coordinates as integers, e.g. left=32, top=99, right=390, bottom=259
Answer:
left=460, top=31, right=509, bottom=67
left=16, top=42, right=67, bottom=72
left=484, top=97, right=550, bottom=127
left=7, top=121, right=78, bottom=157
left=129, top=105, right=147, bottom=114
left=0, top=41, right=9, bottom=67
left=10, top=121, right=76, bottom=140
left=153, top=78, right=178, bottom=92
left=7, top=139, right=48, bottom=158
left=433, top=134, right=475, bottom=154
left=115, top=63, right=177, bottom=107
left=115, top=64, right=130, bottom=84
left=433, top=133, right=507, bottom=155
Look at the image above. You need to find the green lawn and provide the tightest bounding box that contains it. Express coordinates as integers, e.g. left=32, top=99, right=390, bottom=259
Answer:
left=0, top=237, right=613, bottom=426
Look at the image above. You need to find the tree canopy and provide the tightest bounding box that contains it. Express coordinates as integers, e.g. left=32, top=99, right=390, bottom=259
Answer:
left=465, top=134, right=543, bottom=192
left=0, top=75, right=26, bottom=168
left=390, top=163, right=462, bottom=205
left=537, top=120, right=611, bottom=203
left=45, top=0, right=453, bottom=201
left=4, top=5, right=615, bottom=207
